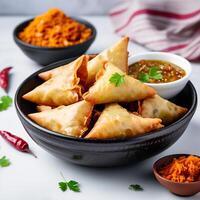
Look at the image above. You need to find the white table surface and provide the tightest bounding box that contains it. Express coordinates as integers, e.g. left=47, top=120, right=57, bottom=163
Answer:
left=0, top=16, right=199, bottom=200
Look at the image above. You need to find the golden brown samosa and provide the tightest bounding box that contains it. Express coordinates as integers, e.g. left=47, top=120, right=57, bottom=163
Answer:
left=85, top=104, right=163, bottom=139
left=23, top=55, right=88, bottom=106
left=38, top=55, right=88, bottom=81
left=29, top=100, right=93, bottom=137
left=83, top=62, right=156, bottom=104
left=138, top=95, right=188, bottom=124
left=86, top=37, right=129, bottom=86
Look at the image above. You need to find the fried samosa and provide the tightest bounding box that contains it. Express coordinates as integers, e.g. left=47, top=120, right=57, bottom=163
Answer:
left=86, top=37, right=129, bottom=86
left=23, top=55, right=88, bottom=106
left=29, top=100, right=93, bottom=137
left=83, top=62, right=156, bottom=104
left=38, top=55, right=88, bottom=81
left=138, top=95, right=188, bottom=124
left=85, top=104, right=163, bottom=139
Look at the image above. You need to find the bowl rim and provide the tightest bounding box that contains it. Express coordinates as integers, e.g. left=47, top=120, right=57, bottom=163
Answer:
left=153, top=153, right=200, bottom=185
left=128, top=52, right=192, bottom=87
left=15, top=58, right=197, bottom=144
left=13, top=17, right=97, bottom=50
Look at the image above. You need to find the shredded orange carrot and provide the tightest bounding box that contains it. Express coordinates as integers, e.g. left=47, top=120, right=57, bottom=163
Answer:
left=18, top=8, right=92, bottom=48
left=159, top=155, right=200, bottom=183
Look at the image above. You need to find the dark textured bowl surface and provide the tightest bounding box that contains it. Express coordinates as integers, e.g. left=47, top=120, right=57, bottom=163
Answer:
left=153, top=154, right=200, bottom=196
left=15, top=58, right=197, bottom=167
left=13, top=18, right=96, bottom=65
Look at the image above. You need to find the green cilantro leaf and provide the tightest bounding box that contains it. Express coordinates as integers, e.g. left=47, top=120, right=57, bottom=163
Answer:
left=109, top=73, right=125, bottom=87
left=138, top=72, right=149, bottom=82
left=149, top=66, right=163, bottom=80
left=129, top=184, right=144, bottom=191
left=59, top=182, right=68, bottom=192
left=0, top=156, right=11, bottom=167
left=138, top=66, right=162, bottom=82
left=68, top=180, right=80, bottom=192
left=58, top=173, right=80, bottom=192
left=0, top=96, right=12, bottom=111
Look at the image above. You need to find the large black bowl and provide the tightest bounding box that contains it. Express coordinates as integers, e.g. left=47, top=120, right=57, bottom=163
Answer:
left=13, top=18, right=96, bottom=65
left=15, top=58, right=197, bottom=167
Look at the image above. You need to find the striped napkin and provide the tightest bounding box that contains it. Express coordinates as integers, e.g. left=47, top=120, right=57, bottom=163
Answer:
left=109, top=0, right=200, bottom=61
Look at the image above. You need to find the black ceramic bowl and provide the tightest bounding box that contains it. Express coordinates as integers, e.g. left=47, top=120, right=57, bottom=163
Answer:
left=15, top=58, right=197, bottom=167
left=13, top=18, right=96, bottom=65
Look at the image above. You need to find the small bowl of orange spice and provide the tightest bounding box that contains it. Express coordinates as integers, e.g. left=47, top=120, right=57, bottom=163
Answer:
left=13, top=8, right=96, bottom=65
left=153, top=154, right=200, bottom=196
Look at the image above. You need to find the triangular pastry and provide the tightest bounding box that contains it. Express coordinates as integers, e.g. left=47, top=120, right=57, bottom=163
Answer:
left=38, top=55, right=88, bottom=81
left=85, top=103, right=163, bottom=139
left=138, top=95, right=188, bottom=124
left=23, top=55, right=88, bottom=106
left=83, top=62, right=156, bottom=104
left=29, top=100, right=93, bottom=137
left=86, top=37, right=129, bottom=86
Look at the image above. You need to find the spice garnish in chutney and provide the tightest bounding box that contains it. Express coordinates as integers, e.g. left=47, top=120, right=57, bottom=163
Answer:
left=129, top=60, right=186, bottom=83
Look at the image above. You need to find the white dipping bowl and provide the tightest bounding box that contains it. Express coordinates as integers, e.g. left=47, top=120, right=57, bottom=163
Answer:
left=128, top=52, right=192, bottom=99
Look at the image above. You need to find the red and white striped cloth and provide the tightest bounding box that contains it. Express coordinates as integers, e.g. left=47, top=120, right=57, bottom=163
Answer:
left=109, top=0, right=200, bottom=61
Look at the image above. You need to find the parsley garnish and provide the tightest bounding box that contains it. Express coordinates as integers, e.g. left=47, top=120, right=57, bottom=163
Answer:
left=138, top=73, right=149, bottom=83
left=58, top=172, right=80, bottom=192
left=59, top=182, right=68, bottom=192
left=109, top=73, right=125, bottom=87
left=129, top=184, right=144, bottom=191
left=68, top=180, right=80, bottom=192
left=0, top=156, right=11, bottom=167
left=0, top=96, right=12, bottom=111
left=149, top=67, right=163, bottom=80
left=138, top=66, right=162, bottom=82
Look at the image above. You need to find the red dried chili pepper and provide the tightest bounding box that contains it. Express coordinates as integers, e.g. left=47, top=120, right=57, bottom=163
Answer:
left=0, top=130, right=37, bottom=158
left=0, top=67, right=12, bottom=91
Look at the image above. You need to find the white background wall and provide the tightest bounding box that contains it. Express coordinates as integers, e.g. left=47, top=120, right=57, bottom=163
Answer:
left=0, top=0, right=122, bottom=15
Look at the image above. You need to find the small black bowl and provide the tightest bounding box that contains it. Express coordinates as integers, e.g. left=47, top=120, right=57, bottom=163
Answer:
left=13, top=18, right=96, bottom=65
left=15, top=58, right=197, bottom=167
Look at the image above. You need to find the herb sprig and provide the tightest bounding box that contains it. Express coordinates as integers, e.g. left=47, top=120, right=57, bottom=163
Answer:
left=58, top=172, right=80, bottom=192
left=0, top=95, right=12, bottom=111
left=129, top=184, right=144, bottom=191
left=138, top=66, right=162, bottom=82
left=0, top=156, right=11, bottom=167
left=109, top=73, right=125, bottom=87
